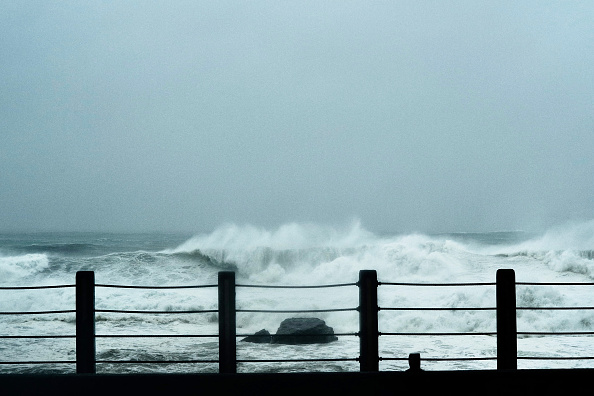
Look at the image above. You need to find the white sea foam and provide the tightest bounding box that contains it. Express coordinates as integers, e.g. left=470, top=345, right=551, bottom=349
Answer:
left=180, top=221, right=373, bottom=251
left=0, top=253, right=49, bottom=281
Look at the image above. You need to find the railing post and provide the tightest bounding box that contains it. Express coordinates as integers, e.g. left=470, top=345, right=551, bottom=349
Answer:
left=218, top=271, right=236, bottom=373
left=76, top=271, right=95, bottom=374
left=496, top=268, right=517, bottom=370
left=359, top=270, right=379, bottom=372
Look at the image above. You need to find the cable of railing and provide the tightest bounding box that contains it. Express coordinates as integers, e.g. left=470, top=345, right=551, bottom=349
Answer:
left=517, top=306, right=594, bottom=310
left=417, top=357, right=497, bottom=362
left=0, top=335, right=75, bottom=339
left=380, top=332, right=497, bottom=336
left=6, top=280, right=594, bottom=290
left=236, top=332, right=358, bottom=337
left=237, top=358, right=359, bottom=363
left=2, top=333, right=360, bottom=340
left=0, top=284, right=75, bottom=290
left=95, top=284, right=217, bottom=289
left=237, top=307, right=357, bottom=314
left=379, top=357, right=497, bottom=361
left=95, top=309, right=217, bottom=314
left=517, top=282, right=594, bottom=286
left=0, top=361, right=76, bottom=365
left=95, top=359, right=219, bottom=364
left=518, top=356, right=594, bottom=360
left=518, top=331, right=594, bottom=336
left=379, top=307, right=496, bottom=311
left=236, top=282, right=357, bottom=289
left=0, top=310, right=76, bottom=315
left=379, top=282, right=496, bottom=287
left=96, top=334, right=218, bottom=338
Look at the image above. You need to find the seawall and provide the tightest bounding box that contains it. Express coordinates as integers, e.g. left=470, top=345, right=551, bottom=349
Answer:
left=1, top=369, right=592, bottom=396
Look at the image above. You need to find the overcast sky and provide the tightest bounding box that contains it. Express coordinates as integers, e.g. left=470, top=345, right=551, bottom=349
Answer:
left=1, top=1, right=593, bottom=234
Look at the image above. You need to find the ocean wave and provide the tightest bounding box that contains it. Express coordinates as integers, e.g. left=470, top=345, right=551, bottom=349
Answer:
left=167, top=221, right=375, bottom=253
left=16, top=243, right=102, bottom=256
left=170, top=249, right=238, bottom=272
left=0, top=253, right=50, bottom=281
left=487, top=249, right=594, bottom=278
left=483, top=220, right=594, bottom=254
left=164, top=222, right=481, bottom=283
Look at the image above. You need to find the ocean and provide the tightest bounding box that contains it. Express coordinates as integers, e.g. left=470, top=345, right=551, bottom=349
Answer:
left=1, top=221, right=593, bottom=374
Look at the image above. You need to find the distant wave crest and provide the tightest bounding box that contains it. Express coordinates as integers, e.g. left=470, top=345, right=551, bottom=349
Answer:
left=0, top=253, right=49, bottom=281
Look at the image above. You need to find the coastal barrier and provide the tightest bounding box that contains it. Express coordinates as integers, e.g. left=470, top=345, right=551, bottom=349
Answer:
left=2, top=269, right=594, bottom=374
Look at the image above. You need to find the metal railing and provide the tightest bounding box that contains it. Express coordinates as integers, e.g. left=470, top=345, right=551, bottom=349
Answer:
left=2, top=269, right=594, bottom=373
left=377, top=280, right=498, bottom=367
left=515, top=280, right=594, bottom=363
left=234, top=278, right=359, bottom=367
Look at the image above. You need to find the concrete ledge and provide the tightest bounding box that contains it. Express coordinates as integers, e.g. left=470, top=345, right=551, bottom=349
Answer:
left=1, top=369, right=592, bottom=396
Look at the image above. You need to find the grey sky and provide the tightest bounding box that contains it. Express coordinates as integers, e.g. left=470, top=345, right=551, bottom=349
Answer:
left=1, top=1, right=593, bottom=234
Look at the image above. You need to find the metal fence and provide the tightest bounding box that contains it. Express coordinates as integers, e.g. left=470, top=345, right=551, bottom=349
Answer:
left=2, top=269, right=594, bottom=373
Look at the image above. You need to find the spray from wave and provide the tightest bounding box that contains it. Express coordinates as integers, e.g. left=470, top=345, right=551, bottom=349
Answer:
left=163, top=221, right=378, bottom=283
left=168, top=221, right=375, bottom=252
left=472, top=220, right=594, bottom=278
left=0, top=253, right=50, bottom=281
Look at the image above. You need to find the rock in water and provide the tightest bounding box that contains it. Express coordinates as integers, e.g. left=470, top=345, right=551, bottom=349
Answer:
left=272, top=318, right=338, bottom=345
left=241, top=329, right=272, bottom=343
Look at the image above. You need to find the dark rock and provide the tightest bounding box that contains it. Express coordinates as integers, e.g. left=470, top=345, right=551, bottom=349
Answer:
left=241, top=329, right=272, bottom=343
left=271, top=317, right=338, bottom=345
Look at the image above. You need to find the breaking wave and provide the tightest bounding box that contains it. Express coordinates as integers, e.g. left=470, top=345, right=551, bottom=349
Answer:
left=0, top=253, right=49, bottom=281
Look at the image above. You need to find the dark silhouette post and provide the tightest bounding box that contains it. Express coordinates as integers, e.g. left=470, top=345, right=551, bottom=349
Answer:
left=218, top=271, right=236, bottom=373
left=359, top=270, right=379, bottom=372
left=76, top=271, right=95, bottom=374
left=408, top=353, right=421, bottom=371
left=496, top=269, right=517, bottom=370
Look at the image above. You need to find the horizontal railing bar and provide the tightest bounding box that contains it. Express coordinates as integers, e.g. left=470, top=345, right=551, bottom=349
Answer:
left=237, top=358, right=358, bottom=363
left=0, top=335, right=75, bottom=339
left=1, top=333, right=361, bottom=339
left=517, top=306, right=594, bottom=310
left=236, top=282, right=357, bottom=289
left=6, top=281, right=593, bottom=290
left=380, top=332, right=497, bottom=336
left=0, top=361, right=75, bottom=365
left=383, top=281, right=594, bottom=287
left=237, top=308, right=357, bottom=313
left=0, top=285, right=75, bottom=290
left=517, top=282, right=594, bottom=286
left=380, top=307, right=496, bottom=311
left=96, top=334, right=218, bottom=338
left=518, top=356, right=594, bottom=360
left=379, top=282, right=496, bottom=287
left=0, top=310, right=76, bottom=315
left=236, top=332, right=358, bottom=337
left=14, top=281, right=594, bottom=290
left=96, top=284, right=217, bottom=289
left=95, top=309, right=217, bottom=314
left=379, top=357, right=497, bottom=361
left=518, top=331, right=594, bottom=335
left=96, top=360, right=219, bottom=364
left=421, top=357, right=497, bottom=361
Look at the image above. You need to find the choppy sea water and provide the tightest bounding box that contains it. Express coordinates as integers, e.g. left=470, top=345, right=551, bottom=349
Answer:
left=1, top=221, right=593, bottom=374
